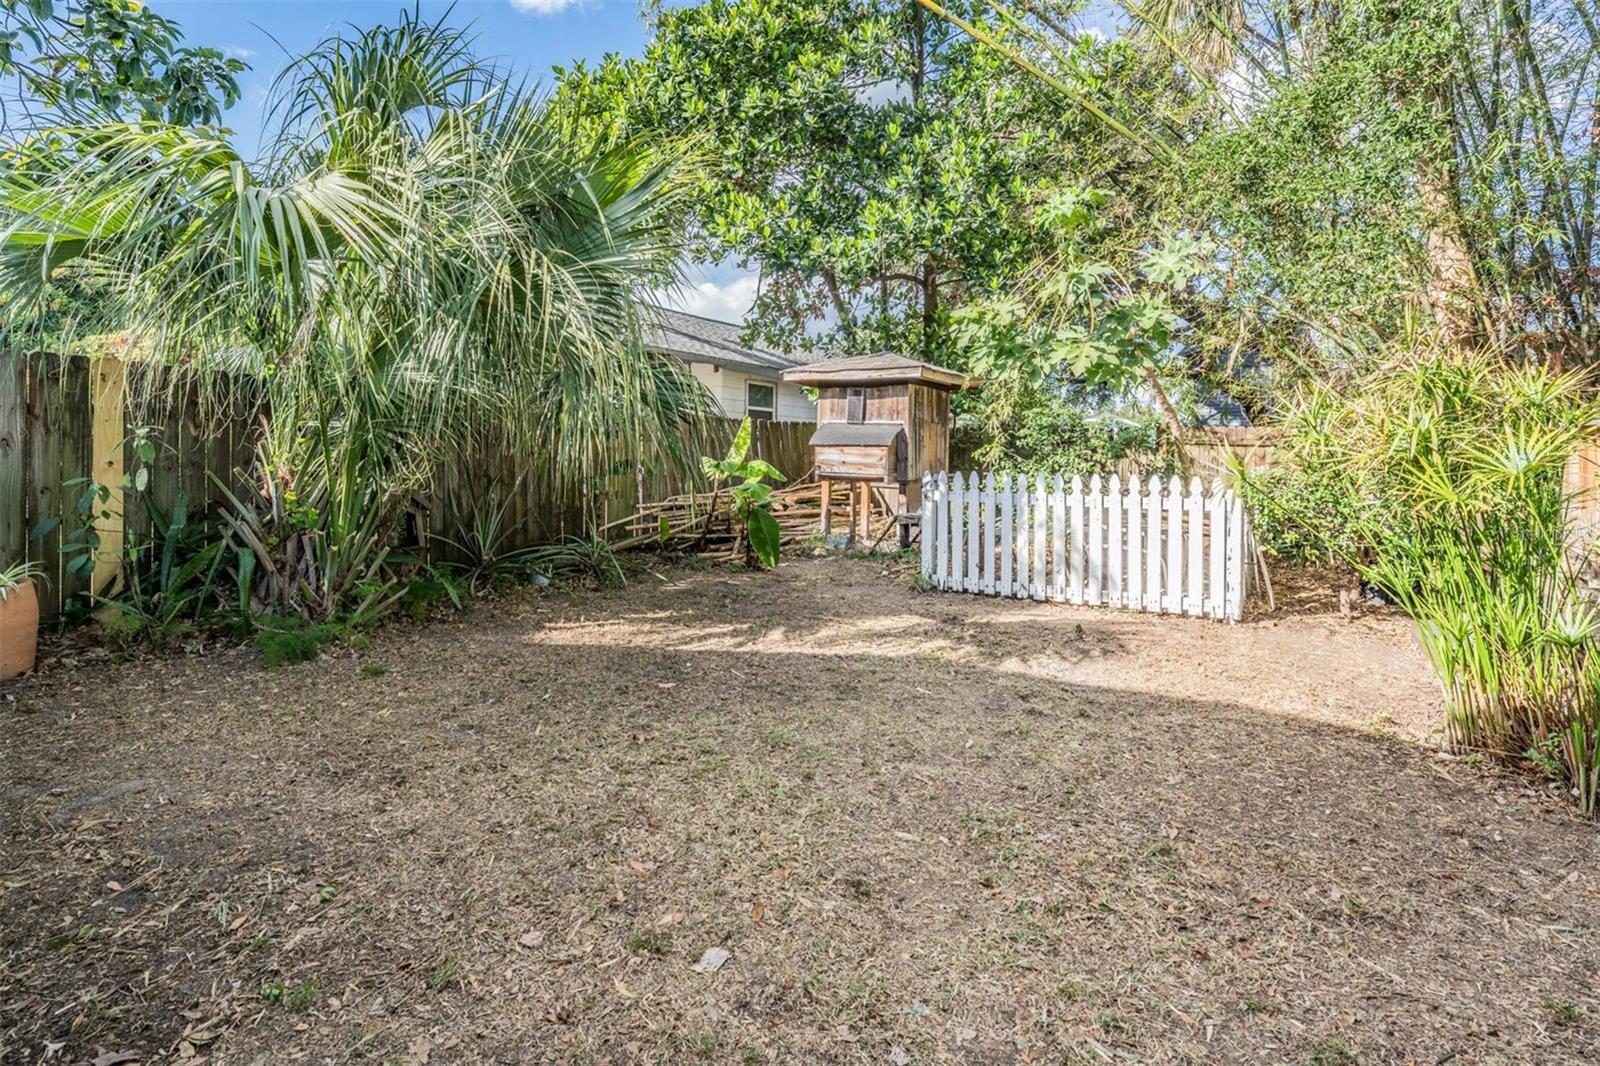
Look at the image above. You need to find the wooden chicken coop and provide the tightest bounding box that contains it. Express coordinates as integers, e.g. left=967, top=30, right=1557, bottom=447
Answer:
left=781, top=353, right=973, bottom=548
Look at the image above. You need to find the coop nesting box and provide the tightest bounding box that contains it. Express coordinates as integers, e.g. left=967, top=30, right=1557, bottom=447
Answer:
left=781, top=353, right=973, bottom=546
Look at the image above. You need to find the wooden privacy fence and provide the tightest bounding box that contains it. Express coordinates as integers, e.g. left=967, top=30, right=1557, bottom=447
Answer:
left=1175, top=427, right=1281, bottom=480
left=920, top=471, right=1251, bottom=622
left=2, top=352, right=816, bottom=620
left=0, top=354, right=260, bottom=619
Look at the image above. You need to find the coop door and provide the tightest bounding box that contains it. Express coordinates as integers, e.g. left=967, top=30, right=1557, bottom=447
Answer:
left=846, top=387, right=865, bottom=423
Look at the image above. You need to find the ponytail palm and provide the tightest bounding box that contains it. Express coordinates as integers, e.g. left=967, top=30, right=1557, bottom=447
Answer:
left=0, top=13, right=708, bottom=613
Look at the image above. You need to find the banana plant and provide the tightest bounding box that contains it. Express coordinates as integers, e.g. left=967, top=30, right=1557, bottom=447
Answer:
left=700, top=418, right=784, bottom=569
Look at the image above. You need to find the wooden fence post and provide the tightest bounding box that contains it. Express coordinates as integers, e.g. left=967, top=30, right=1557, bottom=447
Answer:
left=0, top=356, right=24, bottom=570
left=90, top=357, right=125, bottom=597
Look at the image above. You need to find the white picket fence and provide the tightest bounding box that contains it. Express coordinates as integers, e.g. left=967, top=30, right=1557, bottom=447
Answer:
left=919, top=471, right=1251, bottom=622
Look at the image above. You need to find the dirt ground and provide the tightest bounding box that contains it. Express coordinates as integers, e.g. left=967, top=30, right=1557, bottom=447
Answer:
left=3, top=555, right=1598, bottom=1065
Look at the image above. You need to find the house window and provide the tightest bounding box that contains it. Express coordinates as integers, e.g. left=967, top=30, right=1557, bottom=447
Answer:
left=846, top=387, right=865, bottom=423
left=746, top=381, right=775, bottom=422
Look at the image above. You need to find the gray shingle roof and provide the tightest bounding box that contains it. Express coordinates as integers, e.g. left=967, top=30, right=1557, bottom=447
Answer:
left=642, top=306, right=801, bottom=378
left=781, top=352, right=970, bottom=389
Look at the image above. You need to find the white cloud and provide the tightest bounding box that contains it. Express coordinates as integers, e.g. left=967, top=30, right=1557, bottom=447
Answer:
left=510, top=0, right=582, bottom=14
left=653, top=272, right=761, bottom=324
left=224, top=45, right=256, bottom=60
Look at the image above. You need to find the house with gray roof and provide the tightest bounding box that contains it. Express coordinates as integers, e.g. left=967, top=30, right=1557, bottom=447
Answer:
left=643, top=307, right=816, bottom=422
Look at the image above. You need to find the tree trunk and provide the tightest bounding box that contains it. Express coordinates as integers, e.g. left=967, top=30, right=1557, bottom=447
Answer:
left=1142, top=365, right=1188, bottom=469
left=1418, top=153, right=1482, bottom=351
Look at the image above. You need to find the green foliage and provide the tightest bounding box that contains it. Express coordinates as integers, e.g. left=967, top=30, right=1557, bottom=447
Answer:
left=0, top=558, right=42, bottom=601
left=950, top=190, right=1209, bottom=385
left=0, top=0, right=244, bottom=129
left=1234, top=466, right=1365, bottom=566
left=259, top=977, right=319, bottom=1012
left=1169, top=0, right=1454, bottom=361
left=399, top=569, right=466, bottom=624
left=955, top=388, right=1160, bottom=475
left=1, top=11, right=710, bottom=621
left=438, top=475, right=546, bottom=594
left=1254, top=352, right=1600, bottom=815
left=253, top=617, right=349, bottom=668
left=701, top=418, right=783, bottom=568
left=519, top=537, right=628, bottom=589
left=555, top=0, right=1153, bottom=362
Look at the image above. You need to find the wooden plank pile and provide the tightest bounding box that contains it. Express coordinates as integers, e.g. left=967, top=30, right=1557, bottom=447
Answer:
left=604, top=478, right=896, bottom=559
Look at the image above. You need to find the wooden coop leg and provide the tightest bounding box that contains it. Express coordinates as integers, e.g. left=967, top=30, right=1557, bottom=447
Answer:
left=847, top=482, right=859, bottom=548
left=859, top=482, right=871, bottom=543
left=820, top=478, right=832, bottom=536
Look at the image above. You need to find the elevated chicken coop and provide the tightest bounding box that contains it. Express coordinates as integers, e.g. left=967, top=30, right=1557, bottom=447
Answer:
left=781, top=353, right=974, bottom=548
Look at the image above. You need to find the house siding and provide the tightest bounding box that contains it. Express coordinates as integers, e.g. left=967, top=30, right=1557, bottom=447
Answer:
left=688, top=362, right=815, bottom=422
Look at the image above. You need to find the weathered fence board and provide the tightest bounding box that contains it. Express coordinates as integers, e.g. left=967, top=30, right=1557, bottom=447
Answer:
left=2, top=351, right=816, bottom=621
left=921, top=469, right=1251, bottom=622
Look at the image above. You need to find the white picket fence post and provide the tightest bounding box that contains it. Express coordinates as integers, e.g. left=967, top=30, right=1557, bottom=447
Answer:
left=1226, top=485, right=1245, bottom=621
left=966, top=473, right=980, bottom=591
left=1125, top=475, right=1142, bottom=610
left=920, top=468, right=1251, bottom=623
left=980, top=472, right=996, bottom=595
left=1106, top=474, right=1123, bottom=607
left=999, top=473, right=1013, bottom=597
left=1185, top=476, right=1203, bottom=617
left=1207, top=478, right=1226, bottom=620
left=920, top=473, right=935, bottom=579
left=1050, top=474, right=1067, bottom=602
left=1145, top=475, right=1162, bottom=612
left=1014, top=475, right=1029, bottom=599
left=1036, top=473, right=1049, bottom=598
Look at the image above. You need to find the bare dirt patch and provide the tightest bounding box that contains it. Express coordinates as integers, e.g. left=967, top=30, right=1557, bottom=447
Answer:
left=3, top=555, right=1598, bottom=1064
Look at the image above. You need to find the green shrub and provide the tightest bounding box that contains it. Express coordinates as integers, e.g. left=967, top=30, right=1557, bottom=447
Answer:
left=400, top=569, right=466, bottom=623
left=1235, top=465, right=1365, bottom=565
left=953, top=388, right=1163, bottom=475
left=1260, top=352, right=1600, bottom=816
left=254, top=617, right=348, bottom=667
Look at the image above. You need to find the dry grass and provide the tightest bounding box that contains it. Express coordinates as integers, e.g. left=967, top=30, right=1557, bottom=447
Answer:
left=2, top=555, right=1598, bottom=1063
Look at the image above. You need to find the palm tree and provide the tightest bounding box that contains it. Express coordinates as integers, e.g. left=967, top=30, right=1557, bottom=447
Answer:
left=0, top=12, right=709, bottom=614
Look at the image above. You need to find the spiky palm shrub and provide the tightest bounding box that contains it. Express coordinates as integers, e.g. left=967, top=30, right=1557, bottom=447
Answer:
left=0, top=12, right=708, bottom=616
left=1277, top=353, right=1600, bottom=815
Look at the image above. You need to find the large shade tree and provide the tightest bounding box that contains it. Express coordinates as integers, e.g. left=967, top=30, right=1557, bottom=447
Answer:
left=556, top=0, right=1164, bottom=363
left=0, top=13, right=708, bottom=614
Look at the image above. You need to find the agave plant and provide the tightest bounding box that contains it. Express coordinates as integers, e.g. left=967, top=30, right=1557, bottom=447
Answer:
left=0, top=11, right=710, bottom=617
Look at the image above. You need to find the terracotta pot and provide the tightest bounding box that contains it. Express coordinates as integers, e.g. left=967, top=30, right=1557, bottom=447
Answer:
left=1, top=578, right=39, bottom=681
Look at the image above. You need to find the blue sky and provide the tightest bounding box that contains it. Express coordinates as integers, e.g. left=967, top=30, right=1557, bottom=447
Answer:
left=169, top=1, right=650, bottom=158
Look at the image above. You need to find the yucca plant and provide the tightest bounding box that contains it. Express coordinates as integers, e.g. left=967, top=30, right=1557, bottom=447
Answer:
left=1267, top=351, right=1600, bottom=815
left=0, top=11, right=710, bottom=618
